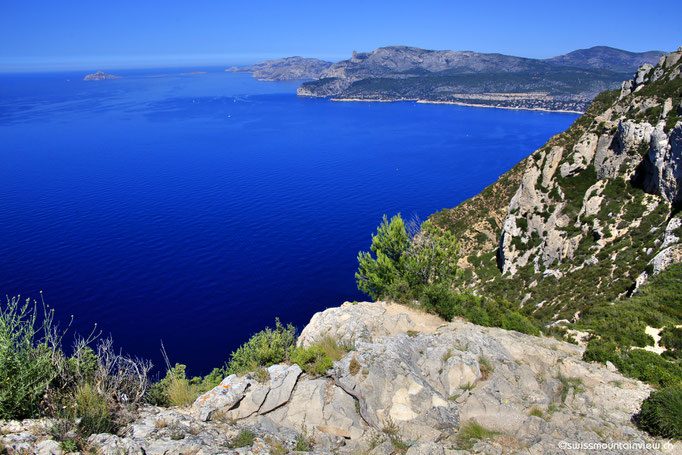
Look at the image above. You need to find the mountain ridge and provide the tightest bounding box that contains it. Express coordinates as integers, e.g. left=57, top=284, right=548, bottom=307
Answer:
left=547, top=45, right=666, bottom=73
left=294, top=45, right=668, bottom=112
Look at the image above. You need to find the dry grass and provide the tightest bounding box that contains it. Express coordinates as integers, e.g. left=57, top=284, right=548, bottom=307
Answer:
left=155, top=418, right=169, bottom=429
left=318, top=335, right=352, bottom=361
left=478, top=356, right=494, bottom=380
left=166, top=377, right=199, bottom=407
left=349, top=358, right=361, bottom=375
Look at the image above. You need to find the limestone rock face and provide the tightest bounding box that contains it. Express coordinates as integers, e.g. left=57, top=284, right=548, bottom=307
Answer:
left=193, top=374, right=254, bottom=421
left=298, top=300, right=427, bottom=346
left=2, top=303, right=678, bottom=454
left=491, top=46, right=682, bottom=298
left=640, top=123, right=682, bottom=203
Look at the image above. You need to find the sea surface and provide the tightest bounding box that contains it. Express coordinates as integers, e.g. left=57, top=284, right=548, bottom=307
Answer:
left=0, top=67, right=578, bottom=375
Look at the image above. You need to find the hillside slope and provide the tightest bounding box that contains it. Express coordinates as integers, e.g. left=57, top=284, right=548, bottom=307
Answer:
left=431, top=47, right=682, bottom=323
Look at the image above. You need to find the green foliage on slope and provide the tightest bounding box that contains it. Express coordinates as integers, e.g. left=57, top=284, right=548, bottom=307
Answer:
left=356, top=214, right=459, bottom=300
left=0, top=296, right=63, bottom=419
left=579, top=264, right=682, bottom=389
left=634, top=386, right=682, bottom=439
left=225, top=319, right=297, bottom=376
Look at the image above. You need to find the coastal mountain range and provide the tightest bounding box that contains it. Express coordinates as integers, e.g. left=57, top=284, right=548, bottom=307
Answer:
left=234, top=45, right=666, bottom=112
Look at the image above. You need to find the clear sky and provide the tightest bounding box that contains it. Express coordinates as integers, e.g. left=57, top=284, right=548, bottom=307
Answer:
left=1, top=0, right=680, bottom=72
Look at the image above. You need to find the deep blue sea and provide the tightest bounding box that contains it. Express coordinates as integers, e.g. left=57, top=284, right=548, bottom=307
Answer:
left=0, top=67, right=578, bottom=375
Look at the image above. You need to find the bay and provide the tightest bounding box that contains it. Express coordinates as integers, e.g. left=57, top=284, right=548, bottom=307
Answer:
left=0, top=68, right=578, bottom=375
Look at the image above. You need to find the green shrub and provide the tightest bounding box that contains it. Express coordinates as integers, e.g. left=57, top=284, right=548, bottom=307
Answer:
left=290, top=345, right=333, bottom=376
left=356, top=214, right=459, bottom=300
left=419, top=283, right=460, bottom=321
left=417, top=284, right=540, bottom=336
left=612, top=349, right=682, bottom=388
left=147, top=363, right=224, bottom=407
left=229, top=429, right=256, bottom=448
left=288, top=336, right=351, bottom=375
left=294, top=428, right=314, bottom=451
left=456, top=420, right=498, bottom=450
left=582, top=339, right=620, bottom=364
left=356, top=214, right=411, bottom=300
left=661, top=326, right=682, bottom=354
left=635, top=386, right=682, bottom=439
left=1, top=295, right=150, bottom=429
left=381, top=417, right=411, bottom=453
left=75, top=383, right=116, bottom=436
left=226, top=319, right=297, bottom=376
left=585, top=340, right=682, bottom=388
left=0, top=296, right=65, bottom=419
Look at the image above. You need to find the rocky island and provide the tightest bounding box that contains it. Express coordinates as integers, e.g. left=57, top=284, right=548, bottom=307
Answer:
left=227, top=56, right=333, bottom=81
left=83, top=71, right=121, bottom=81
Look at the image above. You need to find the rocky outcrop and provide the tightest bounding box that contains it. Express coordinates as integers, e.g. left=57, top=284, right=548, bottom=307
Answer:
left=640, top=123, right=682, bottom=204
left=2, top=302, right=679, bottom=454
left=227, top=57, right=333, bottom=81
left=83, top=71, right=120, bottom=81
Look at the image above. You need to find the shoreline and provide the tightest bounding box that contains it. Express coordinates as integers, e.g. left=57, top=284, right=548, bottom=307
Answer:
left=328, top=97, right=584, bottom=114
left=416, top=99, right=585, bottom=114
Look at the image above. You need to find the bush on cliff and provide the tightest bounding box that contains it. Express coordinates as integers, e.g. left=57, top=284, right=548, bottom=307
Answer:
left=356, top=214, right=459, bottom=300
left=146, top=358, right=226, bottom=407
left=634, top=386, right=682, bottom=439
left=0, top=296, right=64, bottom=419
left=583, top=339, right=682, bottom=388
left=0, top=294, right=151, bottom=446
left=226, top=319, right=297, bottom=376
left=418, top=284, right=540, bottom=335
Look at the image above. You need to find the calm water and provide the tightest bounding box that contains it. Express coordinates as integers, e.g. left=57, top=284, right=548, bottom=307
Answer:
left=0, top=68, right=578, bottom=375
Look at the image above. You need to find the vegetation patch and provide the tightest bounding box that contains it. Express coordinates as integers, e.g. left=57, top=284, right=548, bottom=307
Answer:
left=290, top=336, right=350, bottom=376
left=456, top=420, right=499, bottom=450
left=229, top=429, right=256, bottom=448
left=634, top=386, right=682, bottom=439
left=225, top=319, right=297, bottom=376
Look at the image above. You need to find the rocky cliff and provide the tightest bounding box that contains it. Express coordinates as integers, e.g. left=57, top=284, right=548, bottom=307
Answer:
left=227, top=57, right=333, bottom=81
left=4, top=302, right=677, bottom=454
left=432, top=47, right=682, bottom=323
left=296, top=46, right=655, bottom=112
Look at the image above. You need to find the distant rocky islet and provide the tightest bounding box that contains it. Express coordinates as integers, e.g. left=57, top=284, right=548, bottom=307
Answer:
left=83, top=71, right=120, bottom=81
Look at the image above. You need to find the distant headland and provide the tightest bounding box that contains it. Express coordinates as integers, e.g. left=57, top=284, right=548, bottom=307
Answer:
left=232, top=45, right=666, bottom=112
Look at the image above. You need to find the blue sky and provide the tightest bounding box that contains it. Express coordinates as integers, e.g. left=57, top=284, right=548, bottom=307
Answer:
left=1, top=0, right=680, bottom=71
